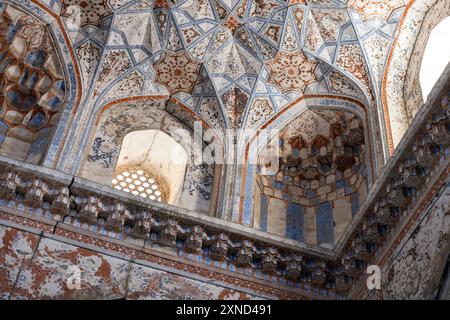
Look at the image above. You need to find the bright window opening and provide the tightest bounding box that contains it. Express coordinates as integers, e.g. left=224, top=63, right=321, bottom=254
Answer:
left=420, top=16, right=450, bottom=101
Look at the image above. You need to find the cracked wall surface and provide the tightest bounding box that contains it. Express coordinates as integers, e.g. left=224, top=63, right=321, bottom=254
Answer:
left=0, top=223, right=266, bottom=300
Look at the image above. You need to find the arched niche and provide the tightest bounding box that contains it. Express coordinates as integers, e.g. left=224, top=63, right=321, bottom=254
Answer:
left=383, top=0, right=450, bottom=150
left=253, top=109, right=368, bottom=248
left=0, top=3, right=67, bottom=164
left=113, top=129, right=188, bottom=206
left=79, top=99, right=221, bottom=214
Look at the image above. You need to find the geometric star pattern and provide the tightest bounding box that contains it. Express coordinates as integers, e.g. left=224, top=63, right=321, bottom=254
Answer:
left=54, top=0, right=410, bottom=133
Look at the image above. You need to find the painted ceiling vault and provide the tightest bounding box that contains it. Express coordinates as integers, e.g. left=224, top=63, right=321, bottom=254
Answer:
left=47, top=0, right=410, bottom=136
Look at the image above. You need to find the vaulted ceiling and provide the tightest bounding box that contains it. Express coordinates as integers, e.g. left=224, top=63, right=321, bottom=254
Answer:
left=59, top=0, right=409, bottom=134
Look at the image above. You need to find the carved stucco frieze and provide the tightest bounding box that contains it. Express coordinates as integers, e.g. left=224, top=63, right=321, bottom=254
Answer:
left=0, top=71, right=449, bottom=298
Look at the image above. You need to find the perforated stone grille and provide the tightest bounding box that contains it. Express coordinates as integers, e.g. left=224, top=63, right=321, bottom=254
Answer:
left=112, top=169, right=163, bottom=202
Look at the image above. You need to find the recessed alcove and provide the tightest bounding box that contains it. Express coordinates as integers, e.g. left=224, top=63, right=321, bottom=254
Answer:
left=253, top=109, right=368, bottom=248
left=420, top=16, right=450, bottom=101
